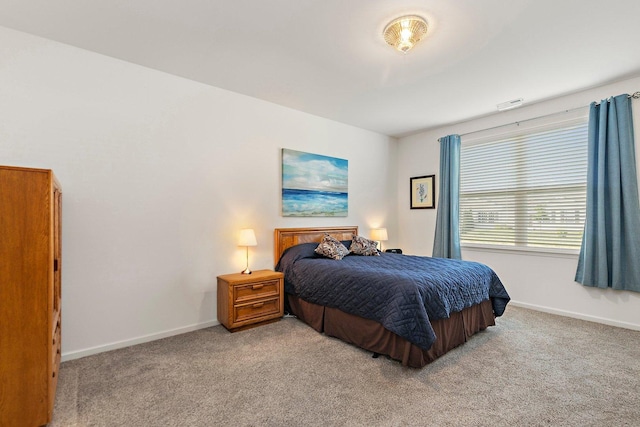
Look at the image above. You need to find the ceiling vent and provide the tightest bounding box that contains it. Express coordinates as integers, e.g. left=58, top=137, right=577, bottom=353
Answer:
left=497, top=98, right=524, bottom=111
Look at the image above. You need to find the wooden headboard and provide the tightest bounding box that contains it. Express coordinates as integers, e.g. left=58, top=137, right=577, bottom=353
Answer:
left=274, top=226, right=358, bottom=266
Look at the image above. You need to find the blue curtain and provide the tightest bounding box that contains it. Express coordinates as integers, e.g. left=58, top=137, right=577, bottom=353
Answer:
left=432, top=134, right=461, bottom=259
left=575, top=94, right=640, bottom=292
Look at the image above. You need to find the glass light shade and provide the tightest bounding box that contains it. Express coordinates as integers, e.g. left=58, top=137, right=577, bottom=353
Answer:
left=383, top=15, right=428, bottom=53
left=370, top=228, right=388, bottom=241
left=238, top=228, right=257, bottom=247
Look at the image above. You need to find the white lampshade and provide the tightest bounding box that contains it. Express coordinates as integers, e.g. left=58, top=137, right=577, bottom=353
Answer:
left=238, top=228, right=257, bottom=247
left=370, top=228, right=388, bottom=242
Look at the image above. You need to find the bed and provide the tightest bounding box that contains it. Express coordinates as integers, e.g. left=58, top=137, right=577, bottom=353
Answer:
left=274, top=226, right=510, bottom=368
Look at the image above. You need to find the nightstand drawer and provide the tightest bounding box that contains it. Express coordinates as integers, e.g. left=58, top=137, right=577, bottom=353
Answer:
left=234, top=279, right=280, bottom=303
left=234, top=297, right=280, bottom=323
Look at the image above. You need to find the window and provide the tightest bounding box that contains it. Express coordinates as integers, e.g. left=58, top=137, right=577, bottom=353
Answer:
left=460, top=119, right=588, bottom=252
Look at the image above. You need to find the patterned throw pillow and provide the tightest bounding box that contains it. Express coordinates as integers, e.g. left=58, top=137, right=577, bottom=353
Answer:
left=350, top=234, right=380, bottom=256
left=314, top=234, right=350, bottom=260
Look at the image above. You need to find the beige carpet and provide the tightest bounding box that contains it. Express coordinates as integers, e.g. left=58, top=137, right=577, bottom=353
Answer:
left=51, top=306, right=640, bottom=426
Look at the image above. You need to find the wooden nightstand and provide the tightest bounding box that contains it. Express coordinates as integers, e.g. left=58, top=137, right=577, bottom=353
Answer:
left=217, top=270, right=284, bottom=332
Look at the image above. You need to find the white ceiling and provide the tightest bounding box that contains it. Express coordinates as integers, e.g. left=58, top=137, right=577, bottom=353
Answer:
left=1, top=0, right=639, bottom=137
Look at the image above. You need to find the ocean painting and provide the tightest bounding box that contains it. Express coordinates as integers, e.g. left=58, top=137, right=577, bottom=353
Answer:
left=282, top=149, right=348, bottom=216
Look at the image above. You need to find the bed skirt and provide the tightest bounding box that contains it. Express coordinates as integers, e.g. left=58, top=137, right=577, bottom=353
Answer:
left=287, top=294, right=496, bottom=368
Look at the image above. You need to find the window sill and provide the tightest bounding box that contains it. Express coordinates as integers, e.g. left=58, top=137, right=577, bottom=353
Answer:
left=461, top=243, right=580, bottom=259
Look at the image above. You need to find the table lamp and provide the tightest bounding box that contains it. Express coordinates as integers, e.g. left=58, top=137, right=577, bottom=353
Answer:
left=238, top=228, right=257, bottom=274
left=370, top=228, right=388, bottom=251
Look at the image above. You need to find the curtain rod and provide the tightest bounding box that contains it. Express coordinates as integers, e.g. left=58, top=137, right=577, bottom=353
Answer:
left=457, top=91, right=640, bottom=139
left=594, top=91, right=640, bottom=105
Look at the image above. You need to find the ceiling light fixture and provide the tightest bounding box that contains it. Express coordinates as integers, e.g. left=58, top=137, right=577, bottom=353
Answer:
left=383, top=15, right=428, bottom=53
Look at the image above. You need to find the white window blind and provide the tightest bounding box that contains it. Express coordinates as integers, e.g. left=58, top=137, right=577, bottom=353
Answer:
left=460, top=119, right=588, bottom=251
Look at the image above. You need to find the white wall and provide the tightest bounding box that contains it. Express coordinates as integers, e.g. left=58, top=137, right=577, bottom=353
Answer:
left=397, top=75, right=640, bottom=330
left=0, top=27, right=398, bottom=359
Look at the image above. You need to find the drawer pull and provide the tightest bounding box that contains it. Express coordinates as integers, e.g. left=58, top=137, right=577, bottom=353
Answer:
left=252, top=302, right=265, bottom=308
left=251, top=284, right=264, bottom=290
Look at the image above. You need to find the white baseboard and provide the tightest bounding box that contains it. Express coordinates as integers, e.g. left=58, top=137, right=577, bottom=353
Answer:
left=61, top=319, right=219, bottom=362
left=61, top=303, right=639, bottom=362
left=508, top=300, right=640, bottom=331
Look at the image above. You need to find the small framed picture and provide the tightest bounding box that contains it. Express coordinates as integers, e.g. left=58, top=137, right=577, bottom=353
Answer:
left=410, top=175, right=435, bottom=209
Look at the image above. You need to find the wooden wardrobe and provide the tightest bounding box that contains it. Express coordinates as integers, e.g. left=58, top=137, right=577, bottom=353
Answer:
left=0, top=165, right=62, bottom=427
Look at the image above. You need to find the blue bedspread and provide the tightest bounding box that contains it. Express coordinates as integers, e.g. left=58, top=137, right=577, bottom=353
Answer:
left=276, top=243, right=510, bottom=350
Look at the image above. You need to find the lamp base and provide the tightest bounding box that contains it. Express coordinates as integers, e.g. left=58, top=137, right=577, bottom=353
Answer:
left=242, top=246, right=252, bottom=274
